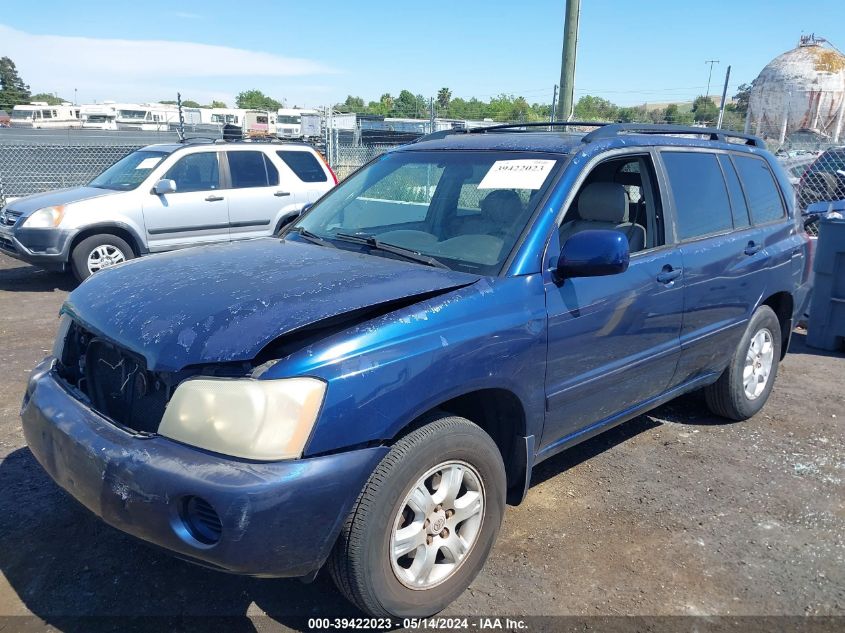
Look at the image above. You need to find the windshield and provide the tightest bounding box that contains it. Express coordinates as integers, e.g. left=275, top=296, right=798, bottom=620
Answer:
left=119, top=110, right=147, bottom=120
left=293, top=150, right=561, bottom=274
left=11, top=110, right=32, bottom=119
left=89, top=150, right=167, bottom=191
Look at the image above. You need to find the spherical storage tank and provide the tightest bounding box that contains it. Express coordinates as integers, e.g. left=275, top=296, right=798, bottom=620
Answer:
left=747, top=35, right=845, bottom=141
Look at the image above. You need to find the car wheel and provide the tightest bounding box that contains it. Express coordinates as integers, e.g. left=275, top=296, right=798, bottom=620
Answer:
left=704, top=305, right=781, bottom=421
left=71, top=234, right=135, bottom=282
left=329, top=415, right=506, bottom=617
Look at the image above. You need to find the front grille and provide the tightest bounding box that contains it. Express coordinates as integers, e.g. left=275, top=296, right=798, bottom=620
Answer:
left=56, top=322, right=171, bottom=433
left=0, top=209, right=22, bottom=226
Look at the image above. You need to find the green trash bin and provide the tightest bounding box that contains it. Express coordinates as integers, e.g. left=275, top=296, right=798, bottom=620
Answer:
left=807, top=218, right=845, bottom=351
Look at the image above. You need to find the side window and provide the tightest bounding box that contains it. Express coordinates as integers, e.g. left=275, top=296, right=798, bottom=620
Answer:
left=227, top=151, right=279, bottom=189
left=733, top=155, right=785, bottom=224
left=662, top=152, right=732, bottom=240
left=718, top=155, right=750, bottom=228
left=164, top=152, right=220, bottom=193
left=561, top=154, right=663, bottom=253
left=276, top=150, right=328, bottom=183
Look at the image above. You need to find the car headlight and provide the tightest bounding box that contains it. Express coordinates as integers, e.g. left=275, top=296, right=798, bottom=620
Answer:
left=158, top=377, right=327, bottom=461
left=22, top=205, right=65, bottom=228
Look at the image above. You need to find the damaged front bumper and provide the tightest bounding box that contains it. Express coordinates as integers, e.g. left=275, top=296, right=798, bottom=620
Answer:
left=20, top=357, right=387, bottom=578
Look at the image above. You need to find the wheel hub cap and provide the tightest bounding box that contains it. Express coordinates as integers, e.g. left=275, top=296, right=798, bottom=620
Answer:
left=743, top=328, right=774, bottom=400
left=87, top=244, right=126, bottom=273
left=389, top=460, right=485, bottom=590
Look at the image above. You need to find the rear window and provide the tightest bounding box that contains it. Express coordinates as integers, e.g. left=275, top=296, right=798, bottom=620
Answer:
left=227, top=151, right=279, bottom=188
left=733, top=156, right=785, bottom=224
left=277, top=150, right=328, bottom=183
left=662, top=152, right=732, bottom=240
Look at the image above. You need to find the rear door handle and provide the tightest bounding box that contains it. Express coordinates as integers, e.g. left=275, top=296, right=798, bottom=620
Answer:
left=656, top=266, right=682, bottom=284
left=274, top=191, right=291, bottom=197
left=205, top=195, right=224, bottom=202
left=744, top=240, right=762, bottom=256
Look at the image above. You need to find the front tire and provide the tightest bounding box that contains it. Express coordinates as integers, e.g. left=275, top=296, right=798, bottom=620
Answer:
left=704, top=305, right=781, bottom=420
left=70, top=234, right=134, bottom=282
left=329, top=415, right=506, bottom=617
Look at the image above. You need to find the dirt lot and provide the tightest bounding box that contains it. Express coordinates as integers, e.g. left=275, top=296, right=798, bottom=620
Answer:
left=0, top=253, right=842, bottom=631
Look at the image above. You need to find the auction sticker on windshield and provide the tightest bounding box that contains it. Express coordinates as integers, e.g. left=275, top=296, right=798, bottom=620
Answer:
left=478, top=159, right=555, bottom=190
left=136, top=157, right=162, bottom=170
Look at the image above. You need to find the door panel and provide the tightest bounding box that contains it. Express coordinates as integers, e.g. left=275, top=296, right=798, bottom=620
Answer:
left=543, top=246, right=684, bottom=449
left=225, top=151, right=297, bottom=240
left=141, top=151, right=228, bottom=251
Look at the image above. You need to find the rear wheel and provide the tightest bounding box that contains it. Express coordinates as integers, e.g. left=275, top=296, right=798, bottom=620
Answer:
left=70, top=234, right=134, bottom=282
left=329, top=415, right=506, bottom=617
left=704, top=305, right=781, bottom=420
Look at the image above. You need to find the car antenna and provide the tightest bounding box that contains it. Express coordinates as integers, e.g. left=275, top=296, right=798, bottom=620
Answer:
left=176, top=92, right=186, bottom=143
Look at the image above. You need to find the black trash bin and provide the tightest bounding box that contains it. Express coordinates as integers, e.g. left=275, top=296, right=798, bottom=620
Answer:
left=807, top=218, right=845, bottom=351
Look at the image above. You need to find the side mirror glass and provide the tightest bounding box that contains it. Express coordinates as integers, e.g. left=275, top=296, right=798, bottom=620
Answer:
left=556, top=229, right=630, bottom=279
left=153, top=179, right=177, bottom=195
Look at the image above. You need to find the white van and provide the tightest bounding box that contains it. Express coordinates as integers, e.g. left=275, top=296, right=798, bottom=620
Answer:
left=10, top=103, right=82, bottom=129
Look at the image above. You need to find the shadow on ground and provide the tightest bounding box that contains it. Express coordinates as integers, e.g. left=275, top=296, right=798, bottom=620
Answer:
left=0, top=264, right=75, bottom=293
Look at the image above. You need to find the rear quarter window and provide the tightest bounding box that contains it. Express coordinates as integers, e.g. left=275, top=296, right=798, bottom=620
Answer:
left=276, top=150, right=328, bottom=183
left=733, top=155, right=785, bottom=224
left=662, top=151, right=733, bottom=240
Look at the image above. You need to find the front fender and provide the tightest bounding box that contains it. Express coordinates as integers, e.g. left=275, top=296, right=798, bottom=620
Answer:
left=262, top=275, right=549, bottom=456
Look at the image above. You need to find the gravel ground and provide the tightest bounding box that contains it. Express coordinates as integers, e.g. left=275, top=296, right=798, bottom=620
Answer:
left=0, top=254, right=842, bottom=632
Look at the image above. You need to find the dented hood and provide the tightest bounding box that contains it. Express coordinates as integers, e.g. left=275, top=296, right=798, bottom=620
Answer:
left=64, top=238, right=478, bottom=372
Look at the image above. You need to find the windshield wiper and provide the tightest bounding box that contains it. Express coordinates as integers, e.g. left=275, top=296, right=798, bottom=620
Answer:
left=289, top=227, right=336, bottom=248
left=334, top=232, right=450, bottom=269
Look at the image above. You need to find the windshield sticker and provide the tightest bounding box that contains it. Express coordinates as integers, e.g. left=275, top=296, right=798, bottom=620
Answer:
left=136, top=157, right=161, bottom=170
left=477, top=159, right=555, bottom=190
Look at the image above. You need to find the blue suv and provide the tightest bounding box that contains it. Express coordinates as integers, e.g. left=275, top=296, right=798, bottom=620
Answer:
left=21, top=123, right=810, bottom=617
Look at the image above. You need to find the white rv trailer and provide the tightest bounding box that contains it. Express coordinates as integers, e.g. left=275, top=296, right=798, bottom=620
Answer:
left=243, top=110, right=277, bottom=137
left=210, top=108, right=246, bottom=127
left=115, top=104, right=179, bottom=131
left=276, top=108, right=319, bottom=137
left=80, top=102, right=118, bottom=130
left=10, top=103, right=82, bottom=129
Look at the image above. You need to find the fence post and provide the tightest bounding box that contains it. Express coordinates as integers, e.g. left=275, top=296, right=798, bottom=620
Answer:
left=834, top=98, right=844, bottom=143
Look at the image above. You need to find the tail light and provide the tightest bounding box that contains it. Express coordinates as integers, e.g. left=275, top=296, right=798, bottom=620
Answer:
left=316, top=150, right=338, bottom=185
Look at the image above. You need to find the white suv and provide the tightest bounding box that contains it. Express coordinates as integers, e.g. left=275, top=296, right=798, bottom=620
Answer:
left=0, top=140, right=337, bottom=280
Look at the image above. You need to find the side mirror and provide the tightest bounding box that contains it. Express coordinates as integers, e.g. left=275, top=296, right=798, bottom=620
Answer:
left=153, top=179, right=177, bottom=195
left=556, top=229, right=630, bottom=279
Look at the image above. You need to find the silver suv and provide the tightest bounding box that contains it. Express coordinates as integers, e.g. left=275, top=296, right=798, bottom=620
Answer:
left=0, top=140, right=336, bottom=280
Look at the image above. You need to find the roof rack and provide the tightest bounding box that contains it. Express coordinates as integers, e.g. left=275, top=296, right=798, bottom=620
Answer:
left=468, top=121, right=608, bottom=134
left=178, top=136, right=218, bottom=144
left=582, top=123, right=765, bottom=148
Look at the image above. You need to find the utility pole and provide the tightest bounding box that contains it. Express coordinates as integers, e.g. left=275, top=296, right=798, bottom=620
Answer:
left=550, top=84, right=558, bottom=124
left=704, top=59, right=720, bottom=98
left=555, top=0, right=581, bottom=122
left=716, top=65, right=731, bottom=129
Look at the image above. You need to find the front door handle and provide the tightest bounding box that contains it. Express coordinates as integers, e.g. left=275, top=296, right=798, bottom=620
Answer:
left=744, top=240, right=762, bottom=256
left=205, top=195, right=224, bottom=202
left=274, top=191, right=291, bottom=197
left=656, top=265, right=682, bottom=284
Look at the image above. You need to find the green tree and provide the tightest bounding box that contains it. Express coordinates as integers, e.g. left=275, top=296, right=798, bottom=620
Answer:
left=394, top=90, right=419, bottom=116
left=235, top=89, right=282, bottom=110
left=729, top=83, right=752, bottom=115
left=0, top=57, right=31, bottom=108
left=181, top=99, right=201, bottom=108
left=437, top=87, right=451, bottom=109
left=336, top=95, right=365, bottom=113
left=159, top=100, right=178, bottom=105
left=30, top=92, right=67, bottom=105
left=692, top=95, right=718, bottom=123
left=573, top=95, right=618, bottom=121
left=207, top=100, right=227, bottom=108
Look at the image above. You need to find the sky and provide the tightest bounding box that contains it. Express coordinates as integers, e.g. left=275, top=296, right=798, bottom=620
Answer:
left=2, top=0, right=844, bottom=109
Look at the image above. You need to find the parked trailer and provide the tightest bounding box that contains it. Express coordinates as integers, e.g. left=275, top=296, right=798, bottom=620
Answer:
left=115, top=104, right=179, bottom=132
left=10, top=103, right=82, bottom=129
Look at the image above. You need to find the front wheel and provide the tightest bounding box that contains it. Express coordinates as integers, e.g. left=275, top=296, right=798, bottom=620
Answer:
left=70, top=234, right=134, bottom=282
left=329, top=415, right=506, bottom=617
left=704, top=305, right=782, bottom=420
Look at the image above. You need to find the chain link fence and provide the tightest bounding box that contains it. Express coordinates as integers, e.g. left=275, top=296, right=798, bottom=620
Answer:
left=0, top=144, right=141, bottom=198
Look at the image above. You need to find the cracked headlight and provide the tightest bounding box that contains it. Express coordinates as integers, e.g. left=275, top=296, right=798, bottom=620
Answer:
left=23, top=205, right=65, bottom=228
left=158, top=377, right=326, bottom=461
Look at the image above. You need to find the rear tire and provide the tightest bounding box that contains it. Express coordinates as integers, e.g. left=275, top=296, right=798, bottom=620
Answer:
left=70, top=234, right=134, bottom=282
left=329, top=415, right=506, bottom=617
left=704, top=305, right=781, bottom=420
